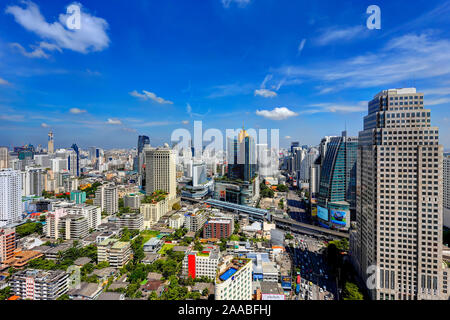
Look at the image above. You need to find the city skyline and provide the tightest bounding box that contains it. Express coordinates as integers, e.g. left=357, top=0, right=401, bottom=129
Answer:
left=1, top=0, right=450, bottom=150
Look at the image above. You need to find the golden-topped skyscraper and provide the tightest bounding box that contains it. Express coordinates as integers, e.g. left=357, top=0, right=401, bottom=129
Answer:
left=227, top=124, right=256, bottom=182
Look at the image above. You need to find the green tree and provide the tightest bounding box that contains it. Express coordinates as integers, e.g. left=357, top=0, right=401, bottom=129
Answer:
left=148, top=291, right=158, bottom=300
left=343, top=282, right=364, bottom=300
left=261, top=188, right=274, bottom=199
left=276, top=184, right=288, bottom=192
left=0, top=287, right=11, bottom=300
left=202, top=288, right=209, bottom=297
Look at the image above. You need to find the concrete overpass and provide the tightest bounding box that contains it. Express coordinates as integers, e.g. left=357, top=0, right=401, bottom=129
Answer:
left=272, top=216, right=349, bottom=240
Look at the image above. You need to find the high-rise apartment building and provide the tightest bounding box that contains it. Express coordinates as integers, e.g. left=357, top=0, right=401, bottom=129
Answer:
left=23, top=167, right=46, bottom=197
left=70, top=190, right=86, bottom=204
left=0, top=147, right=9, bottom=169
left=0, top=169, right=22, bottom=227
left=94, top=184, right=118, bottom=215
left=59, top=215, right=89, bottom=240
left=144, top=147, right=176, bottom=199
left=353, top=88, right=445, bottom=300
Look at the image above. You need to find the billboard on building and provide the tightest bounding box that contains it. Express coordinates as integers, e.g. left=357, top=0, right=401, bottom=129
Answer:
left=330, top=209, right=348, bottom=229
left=317, top=206, right=329, bottom=221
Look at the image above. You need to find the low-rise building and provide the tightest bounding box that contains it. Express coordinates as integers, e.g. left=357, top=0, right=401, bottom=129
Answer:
left=203, top=217, right=233, bottom=239
left=2, top=249, right=43, bottom=269
left=115, top=213, right=144, bottom=231
left=169, top=214, right=185, bottom=229
left=0, top=228, right=16, bottom=263
left=59, top=215, right=89, bottom=240
left=184, top=209, right=207, bottom=233
left=68, top=282, right=103, bottom=300
left=10, top=269, right=68, bottom=300
left=98, top=239, right=132, bottom=269
left=124, top=193, right=144, bottom=209
left=182, top=246, right=220, bottom=280
left=140, top=197, right=169, bottom=229
left=143, top=237, right=163, bottom=253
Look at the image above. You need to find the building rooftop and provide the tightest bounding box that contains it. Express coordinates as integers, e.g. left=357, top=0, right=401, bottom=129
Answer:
left=217, top=258, right=251, bottom=283
left=97, top=292, right=124, bottom=301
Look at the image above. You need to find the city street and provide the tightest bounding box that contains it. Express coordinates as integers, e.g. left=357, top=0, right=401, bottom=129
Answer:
left=286, top=187, right=311, bottom=224
left=287, top=234, right=337, bottom=300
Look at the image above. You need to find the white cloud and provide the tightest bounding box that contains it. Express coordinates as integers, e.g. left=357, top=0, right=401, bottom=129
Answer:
left=10, top=42, right=60, bottom=59
left=129, top=90, right=147, bottom=100
left=298, top=38, right=307, bottom=54
left=130, top=90, right=173, bottom=104
left=69, top=108, right=86, bottom=114
left=182, top=120, right=189, bottom=125
left=5, top=1, right=110, bottom=55
left=122, top=127, right=136, bottom=133
left=255, top=75, right=278, bottom=98
left=107, top=118, right=122, bottom=125
left=284, top=136, right=292, bottom=139
left=221, top=0, right=251, bottom=8
left=254, top=89, right=277, bottom=98
left=207, top=83, right=253, bottom=98
left=0, top=78, right=11, bottom=86
left=275, top=33, right=450, bottom=93
left=256, top=107, right=298, bottom=120
left=304, top=102, right=367, bottom=114
left=0, top=114, right=25, bottom=121
left=315, top=26, right=367, bottom=46
left=426, top=97, right=450, bottom=106
left=41, top=122, right=49, bottom=128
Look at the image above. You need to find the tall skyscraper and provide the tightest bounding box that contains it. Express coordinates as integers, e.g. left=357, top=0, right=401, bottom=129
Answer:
left=444, top=154, right=450, bottom=228
left=144, top=146, right=176, bottom=199
left=48, top=131, right=54, bottom=154
left=353, top=88, right=445, bottom=300
left=298, top=147, right=320, bottom=183
left=68, top=144, right=80, bottom=177
left=138, top=135, right=150, bottom=155
left=227, top=126, right=256, bottom=182
left=137, top=136, right=150, bottom=187
left=0, top=147, right=9, bottom=169
left=316, top=132, right=358, bottom=230
left=291, top=141, right=300, bottom=154
left=0, top=169, right=22, bottom=227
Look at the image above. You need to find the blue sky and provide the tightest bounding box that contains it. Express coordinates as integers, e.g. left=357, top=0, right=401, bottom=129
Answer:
left=1, top=0, right=450, bottom=150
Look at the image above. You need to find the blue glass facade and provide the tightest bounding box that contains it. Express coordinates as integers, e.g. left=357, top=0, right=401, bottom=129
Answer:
left=318, top=132, right=358, bottom=225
